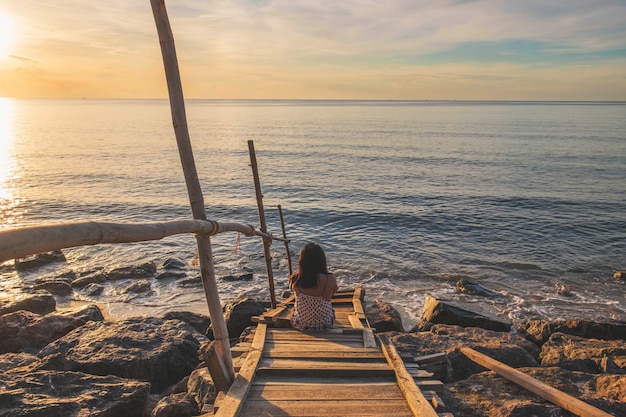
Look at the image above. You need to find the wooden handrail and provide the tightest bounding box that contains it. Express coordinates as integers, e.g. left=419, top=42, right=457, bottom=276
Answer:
left=0, top=219, right=272, bottom=264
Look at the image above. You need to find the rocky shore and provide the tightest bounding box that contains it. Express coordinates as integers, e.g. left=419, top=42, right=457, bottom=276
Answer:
left=1, top=253, right=625, bottom=416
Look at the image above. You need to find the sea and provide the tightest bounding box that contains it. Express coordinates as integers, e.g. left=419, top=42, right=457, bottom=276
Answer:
left=1, top=98, right=625, bottom=328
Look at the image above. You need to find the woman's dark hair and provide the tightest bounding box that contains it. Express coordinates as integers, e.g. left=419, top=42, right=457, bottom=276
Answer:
left=289, top=242, right=328, bottom=289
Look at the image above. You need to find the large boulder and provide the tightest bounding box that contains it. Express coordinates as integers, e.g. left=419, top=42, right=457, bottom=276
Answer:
left=187, top=367, right=217, bottom=410
left=208, top=298, right=270, bottom=340
left=515, top=319, right=626, bottom=346
left=0, top=310, right=85, bottom=354
left=365, top=299, right=404, bottom=332
left=32, top=280, right=73, bottom=296
left=540, top=332, right=626, bottom=374
left=37, top=317, right=206, bottom=393
left=163, top=311, right=211, bottom=335
left=0, top=369, right=150, bottom=417
left=0, top=293, right=56, bottom=316
left=150, top=392, right=198, bottom=417
left=419, top=295, right=511, bottom=332
left=390, top=325, right=538, bottom=382
left=444, top=367, right=626, bottom=417
left=57, top=304, right=105, bottom=322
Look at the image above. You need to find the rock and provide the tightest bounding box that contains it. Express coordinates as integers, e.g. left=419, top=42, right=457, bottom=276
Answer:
left=108, top=262, right=157, bottom=280
left=14, top=250, right=66, bottom=271
left=419, top=295, right=511, bottom=332
left=221, top=273, right=254, bottom=282
left=390, top=325, right=538, bottom=382
left=37, top=317, right=206, bottom=393
left=614, top=270, right=623, bottom=280
left=187, top=367, right=217, bottom=410
left=34, top=271, right=76, bottom=285
left=71, top=271, right=108, bottom=288
left=0, top=352, right=39, bottom=372
left=0, top=293, right=56, bottom=316
left=57, top=304, right=105, bottom=322
left=163, top=258, right=187, bottom=270
left=540, top=332, right=626, bottom=373
left=444, top=367, right=626, bottom=417
left=0, top=310, right=85, bottom=354
left=207, top=298, right=270, bottom=340
left=156, top=271, right=188, bottom=280
left=150, top=392, right=198, bottom=417
left=163, top=311, right=211, bottom=335
left=122, top=279, right=152, bottom=293
left=515, top=319, right=626, bottom=346
left=83, top=282, right=104, bottom=296
left=179, top=276, right=202, bottom=287
left=0, top=369, right=150, bottom=417
left=33, top=280, right=73, bottom=296
left=365, top=299, right=404, bottom=332
left=455, top=279, right=497, bottom=297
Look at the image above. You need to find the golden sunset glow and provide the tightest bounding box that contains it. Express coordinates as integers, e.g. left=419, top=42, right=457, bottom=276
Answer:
left=0, top=2, right=625, bottom=100
left=0, top=98, right=15, bottom=201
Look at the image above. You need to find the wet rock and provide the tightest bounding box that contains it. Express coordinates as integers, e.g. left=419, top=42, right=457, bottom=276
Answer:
left=71, top=271, right=107, bottom=288
left=0, top=369, right=150, bottom=417
left=187, top=367, right=217, bottom=410
left=14, top=250, right=66, bottom=271
left=365, top=299, right=404, bottom=332
left=34, top=271, right=76, bottom=285
left=515, top=319, right=626, bottom=346
left=163, top=258, right=187, bottom=270
left=390, top=325, right=538, bottom=382
left=122, top=279, right=152, bottom=293
left=0, top=293, right=56, bottom=316
left=157, top=270, right=188, bottom=280
left=221, top=273, right=254, bottom=282
left=33, top=280, right=73, bottom=296
left=419, top=295, right=511, bottom=332
left=178, top=276, right=202, bottom=287
left=150, top=392, right=198, bottom=417
left=57, top=304, right=105, bottom=322
left=540, top=332, right=626, bottom=373
left=162, top=311, right=211, bottom=335
left=208, top=298, right=270, bottom=340
left=83, top=282, right=104, bottom=296
left=108, top=262, right=157, bottom=280
left=444, top=367, right=626, bottom=417
left=0, top=310, right=85, bottom=354
left=37, top=317, right=206, bottom=393
left=0, top=352, right=39, bottom=371
left=455, top=279, right=497, bottom=297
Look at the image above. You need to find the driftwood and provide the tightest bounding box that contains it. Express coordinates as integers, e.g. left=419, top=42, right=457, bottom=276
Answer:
left=150, top=0, right=234, bottom=384
left=461, top=347, right=613, bottom=417
left=0, top=220, right=270, bottom=264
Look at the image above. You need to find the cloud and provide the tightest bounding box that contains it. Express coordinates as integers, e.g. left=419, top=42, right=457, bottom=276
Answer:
left=9, top=54, right=40, bottom=63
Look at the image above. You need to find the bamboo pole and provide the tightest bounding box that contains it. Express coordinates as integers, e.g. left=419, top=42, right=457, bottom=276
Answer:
left=247, top=140, right=277, bottom=308
left=277, top=204, right=293, bottom=276
left=0, top=219, right=269, bottom=265
left=150, top=0, right=233, bottom=384
left=461, top=347, right=614, bottom=417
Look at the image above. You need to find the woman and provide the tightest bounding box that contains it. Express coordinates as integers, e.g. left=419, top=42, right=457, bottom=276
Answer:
left=289, top=242, right=338, bottom=331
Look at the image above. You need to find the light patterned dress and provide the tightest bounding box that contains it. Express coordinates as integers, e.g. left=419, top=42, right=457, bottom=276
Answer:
left=291, top=293, right=335, bottom=331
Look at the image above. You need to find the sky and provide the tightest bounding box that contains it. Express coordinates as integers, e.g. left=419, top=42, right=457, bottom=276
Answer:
left=0, top=0, right=625, bottom=100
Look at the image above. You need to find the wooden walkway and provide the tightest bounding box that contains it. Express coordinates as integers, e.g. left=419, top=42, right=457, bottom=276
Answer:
left=205, top=287, right=451, bottom=417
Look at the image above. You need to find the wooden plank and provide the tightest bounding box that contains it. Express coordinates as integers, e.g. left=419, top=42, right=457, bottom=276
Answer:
left=239, top=399, right=413, bottom=416
left=461, top=347, right=614, bottom=417
left=349, top=313, right=365, bottom=329
left=414, top=352, right=447, bottom=365
left=264, top=340, right=366, bottom=350
left=259, top=358, right=391, bottom=371
left=253, top=375, right=399, bottom=385
left=264, top=349, right=385, bottom=360
left=363, top=328, right=377, bottom=348
left=203, top=341, right=233, bottom=392
left=248, top=383, right=406, bottom=400
left=214, top=323, right=267, bottom=417
left=379, top=334, right=439, bottom=417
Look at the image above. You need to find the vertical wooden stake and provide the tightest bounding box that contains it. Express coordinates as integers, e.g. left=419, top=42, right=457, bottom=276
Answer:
left=150, top=0, right=234, bottom=385
left=247, top=140, right=277, bottom=308
left=278, top=204, right=293, bottom=276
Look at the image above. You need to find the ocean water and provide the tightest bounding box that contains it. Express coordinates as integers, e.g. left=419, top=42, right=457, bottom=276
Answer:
left=1, top=98, right=625, bottom=327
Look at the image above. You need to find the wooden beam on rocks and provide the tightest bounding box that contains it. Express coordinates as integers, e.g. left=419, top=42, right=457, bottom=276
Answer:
left=150, top=0, right=234, bottom=385
left=461, top=347, right=614, bottom=417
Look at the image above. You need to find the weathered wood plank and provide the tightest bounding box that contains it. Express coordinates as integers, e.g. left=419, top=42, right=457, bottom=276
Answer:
left=213, top=323, right=267, bottom=417
left=248, top=383, right=406, bottom=400
left=259, top=358, right=390, bottom=371
left=363, top=328, right=377, bottom=348
left=379, top=334, right=440, bottom=417
left=263, top=349, right=385, bottom=360
left=239, top=399, right=413, bottom=416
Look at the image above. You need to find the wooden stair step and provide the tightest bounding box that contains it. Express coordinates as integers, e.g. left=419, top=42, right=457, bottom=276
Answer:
left=239, top=399, right=413, bottom=417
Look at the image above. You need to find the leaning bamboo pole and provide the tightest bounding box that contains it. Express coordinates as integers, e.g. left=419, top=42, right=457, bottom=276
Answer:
left=0, top=219, right=270, bottom=265
left=150, top=0, right=234, bottom=383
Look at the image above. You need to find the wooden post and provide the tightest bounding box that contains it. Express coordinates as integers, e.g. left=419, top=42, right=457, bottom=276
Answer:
left=150, top=0, right=234, bottom=385
left=461, top=347, right=614, bottom=417
left=277, top=204, right=293, bottom=276
left=247, top=140, right=277, bottom=308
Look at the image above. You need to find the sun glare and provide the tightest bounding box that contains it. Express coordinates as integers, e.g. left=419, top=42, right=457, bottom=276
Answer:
left=0, top=98, right=16, bottom=200
left=0, top=12, right=16, bottom=57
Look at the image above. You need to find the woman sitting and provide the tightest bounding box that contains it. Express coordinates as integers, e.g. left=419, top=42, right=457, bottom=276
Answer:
left=289, top=242, right=338, bottom=331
